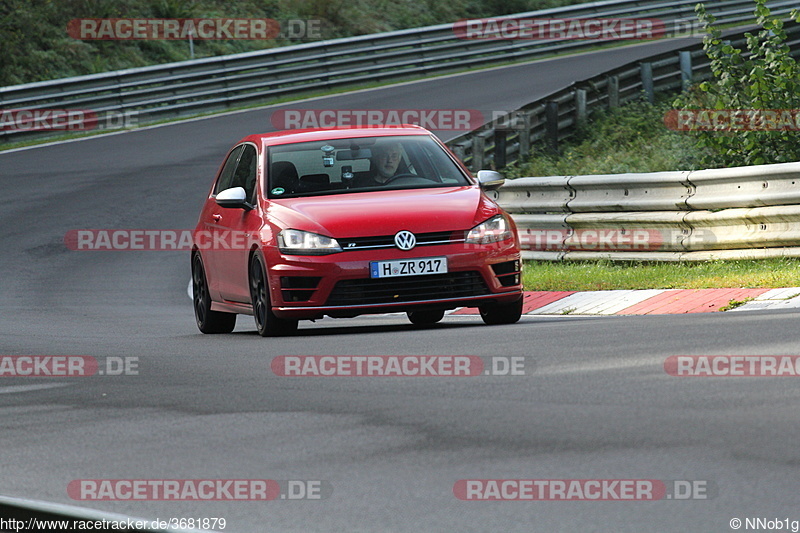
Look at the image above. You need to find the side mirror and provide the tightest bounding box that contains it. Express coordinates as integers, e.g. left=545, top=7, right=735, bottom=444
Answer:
left=476, top=170, right=505, bottom=191
left=215, top=187, right=249, bottom=209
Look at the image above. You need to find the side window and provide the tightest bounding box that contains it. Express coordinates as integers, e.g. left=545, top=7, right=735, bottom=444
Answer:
left=214, top=145, right=244, bottom=194
left=231, top=144, right=258, bottom=203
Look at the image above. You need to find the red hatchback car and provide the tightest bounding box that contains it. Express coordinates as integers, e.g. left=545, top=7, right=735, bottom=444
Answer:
left=191, top=125, right=523, bottom=336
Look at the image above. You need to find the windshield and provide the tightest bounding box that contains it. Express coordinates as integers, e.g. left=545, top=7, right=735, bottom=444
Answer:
left=266, top=135, right=470, bottom=198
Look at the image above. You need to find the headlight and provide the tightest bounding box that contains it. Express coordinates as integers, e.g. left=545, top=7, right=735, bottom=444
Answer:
left=278, top=229, right=342, bottom=255
left=465, top=215, right=512, bottom=244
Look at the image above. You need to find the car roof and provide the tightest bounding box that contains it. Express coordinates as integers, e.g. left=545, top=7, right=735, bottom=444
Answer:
left=237, top=125, right=432, bottom=148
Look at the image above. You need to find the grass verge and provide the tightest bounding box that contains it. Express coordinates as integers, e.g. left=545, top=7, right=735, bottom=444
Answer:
left=505, top=99, right=707, bottom=177
left=522, top=259, right=800, bottom=291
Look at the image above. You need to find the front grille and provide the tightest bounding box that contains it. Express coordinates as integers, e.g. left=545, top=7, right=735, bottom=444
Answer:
left=326, top=271, right=488, bottom=306
left=339, top=230, right=464, bottom=251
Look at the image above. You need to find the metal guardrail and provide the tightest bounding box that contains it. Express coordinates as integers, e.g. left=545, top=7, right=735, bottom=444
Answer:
left=0, top=0, right=796, bottom=143
left=3, top=0, right=798, bottom=261
left=492, top=162, right=800, bottom=261
left=455, top=4, right=800, bottom=261
left=450, top=20, right=800, bottom=172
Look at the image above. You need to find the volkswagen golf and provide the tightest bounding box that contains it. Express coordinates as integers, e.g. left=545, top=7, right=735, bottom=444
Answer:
left=191, top=125, right=522, bottom=336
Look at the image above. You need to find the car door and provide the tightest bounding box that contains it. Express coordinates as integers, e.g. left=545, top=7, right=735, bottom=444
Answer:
left=200, top=145, right=244, bottom=299
left=213, top=143, right=263, bottom=303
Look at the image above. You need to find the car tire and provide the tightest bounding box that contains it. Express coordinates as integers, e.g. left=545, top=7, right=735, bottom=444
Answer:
left=479, top=295, right=523, bottom=325
left=250, top=254, right=298, bottom=337
left=407, top=309, right=445, bottom=325
left=192, top=253, right=236, bottom=334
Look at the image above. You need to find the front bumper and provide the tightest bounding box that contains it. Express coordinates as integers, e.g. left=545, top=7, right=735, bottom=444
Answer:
left=264, top=240, right=522, bottom=319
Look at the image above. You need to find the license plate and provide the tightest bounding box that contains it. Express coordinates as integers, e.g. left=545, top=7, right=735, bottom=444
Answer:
left=370, top=257, right=448, bottom=278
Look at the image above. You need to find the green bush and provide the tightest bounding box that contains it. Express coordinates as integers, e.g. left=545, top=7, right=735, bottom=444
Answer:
left=673, top=0, right=800, bottom=167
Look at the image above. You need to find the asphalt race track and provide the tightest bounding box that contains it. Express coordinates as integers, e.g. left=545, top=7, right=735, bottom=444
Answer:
left=2, top=36, right=800, bottom=532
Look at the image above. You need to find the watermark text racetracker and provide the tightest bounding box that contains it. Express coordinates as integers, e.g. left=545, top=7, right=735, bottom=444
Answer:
left=271, top=109, right=485, bottom=131
left=65, top=229, right=251, bottom=251
left=454, top=479, right=713, bottom=500
left=453, top=17, right=664, bottom=40
left=0, top=356, right=138, bottom=377
left=272, top=109, right=533, bottom=131
left=665, top=109, right=800, bottom=132
left=518, top=228, right=712, bottom=251
left=0, top=109, right=137, bottom=132
left=453, top=17, right=705, bottom=40
left=68, top=479, right=332, bottom=501
left=68, top=18, right=322, bottom=40
left=272, top=355, right=528, bottom=377
left=665, top=355, right=800, bottom=377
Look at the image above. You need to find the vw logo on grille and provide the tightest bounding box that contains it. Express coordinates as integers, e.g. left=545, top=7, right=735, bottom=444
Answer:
left=394, top=230, right=416, bottom=250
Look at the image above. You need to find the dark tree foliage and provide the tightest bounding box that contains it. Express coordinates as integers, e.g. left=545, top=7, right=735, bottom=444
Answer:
left=0, top=0, right=585, bottom=86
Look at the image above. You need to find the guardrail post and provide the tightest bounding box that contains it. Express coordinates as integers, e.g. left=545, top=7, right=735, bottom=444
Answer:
left=495, top=130, right=507, bottom=169
left=545, top=101, right=559, bottom=153
left=452, top=143, right=467, bottom=164
left=472, top=135, right=485, bottom=172
left=640, top=62, right=654, bottom=103
left=519, top=113, right=531, bottom=160
left=575, top=88, right=587, bottom=127
left=679, top=51, right=692, bottom=90
left=607, top=75, right=619, bottom=108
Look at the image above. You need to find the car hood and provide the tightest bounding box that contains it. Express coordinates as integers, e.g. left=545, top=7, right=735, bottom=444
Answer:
left=267, top=186, right=499, bottom=237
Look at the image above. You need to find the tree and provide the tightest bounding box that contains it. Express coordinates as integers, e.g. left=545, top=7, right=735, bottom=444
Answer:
left=674, top=0, right=800, bottom=166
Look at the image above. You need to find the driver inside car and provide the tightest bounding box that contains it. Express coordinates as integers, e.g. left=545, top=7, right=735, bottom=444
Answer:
left=352, top=142, right=408, bottom=187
